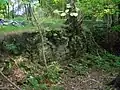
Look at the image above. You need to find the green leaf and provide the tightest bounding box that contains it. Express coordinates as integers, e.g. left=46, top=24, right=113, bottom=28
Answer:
left=28, top=76, right=39, bottom=88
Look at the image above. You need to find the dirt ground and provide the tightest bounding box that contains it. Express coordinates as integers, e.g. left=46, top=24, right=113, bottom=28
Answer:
left=61, top=68, right=117, bottom=90
left=0, top=69, right=115, bottom=90
left=0, top=57, right=118, bottom=90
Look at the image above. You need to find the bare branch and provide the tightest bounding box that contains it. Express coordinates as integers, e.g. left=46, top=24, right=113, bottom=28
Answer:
left=0, top=71, right=21, bottom=90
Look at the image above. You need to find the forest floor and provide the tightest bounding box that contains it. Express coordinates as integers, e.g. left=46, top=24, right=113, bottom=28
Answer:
left=0, top=29, right=118, bottom=90
left=57, top=58, right=118, bottom=90
left=61, top=68, right=115, bottom=90
left=0, top=65, right=116, bottom=90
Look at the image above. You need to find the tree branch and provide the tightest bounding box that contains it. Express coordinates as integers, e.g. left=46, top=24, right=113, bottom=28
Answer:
left=0, top=71, right=21, bottom=90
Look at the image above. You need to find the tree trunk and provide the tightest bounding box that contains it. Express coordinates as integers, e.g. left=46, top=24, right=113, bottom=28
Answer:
left=118, top=4, right=120, bottom=24
left=64, top=0, right=85, bottom=57
left=38, top=0, right=40, bottom=4
left=12, top=5, right=15, bottom=19
left=28, top=3, right=32, bottom=21
left=7, top=2, right=10, bottom=19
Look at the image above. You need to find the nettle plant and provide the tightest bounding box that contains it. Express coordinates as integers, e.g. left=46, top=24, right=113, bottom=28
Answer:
left=53, top=4, right=79, bottom=17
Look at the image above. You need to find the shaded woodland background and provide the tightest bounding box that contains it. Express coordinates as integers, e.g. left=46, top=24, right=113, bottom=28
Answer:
left=0, top=0, right=120, bottom=90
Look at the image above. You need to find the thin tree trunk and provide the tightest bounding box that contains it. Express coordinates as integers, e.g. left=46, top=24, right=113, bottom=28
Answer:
left=118, top=4, right=120, bottom=24
left=7, top=2, right=10, bottom=19
left=38, top=0, right=40, bottom=4
left=3, top=9, right=6, bottom=19
left=12, top=5, right=15, bottom=19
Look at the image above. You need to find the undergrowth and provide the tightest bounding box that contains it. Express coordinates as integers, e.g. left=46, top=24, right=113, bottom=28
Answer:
left=3, top=57, right=63, bottom=90
left=68, top=52, right=120, bottom=75
left=21, top=61, right=63, bottom=90
left=0, top=17, right=120, bottom=89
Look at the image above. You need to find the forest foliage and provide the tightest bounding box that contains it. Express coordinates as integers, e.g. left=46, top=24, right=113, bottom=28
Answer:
left=0, top=0, right=120, bottom=90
